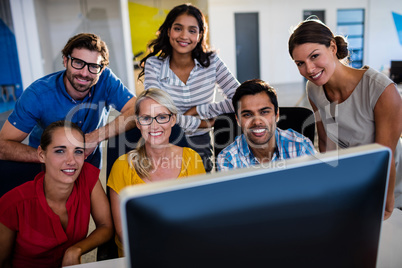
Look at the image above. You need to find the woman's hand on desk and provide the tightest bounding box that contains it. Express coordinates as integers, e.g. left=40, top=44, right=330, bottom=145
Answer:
left=62, top=245, right=82, bottom=266
left=384, top=193, right=395, bottom=220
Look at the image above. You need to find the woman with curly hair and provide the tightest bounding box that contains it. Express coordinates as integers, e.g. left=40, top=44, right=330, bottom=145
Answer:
left=138, top=3, right=240, bottom=172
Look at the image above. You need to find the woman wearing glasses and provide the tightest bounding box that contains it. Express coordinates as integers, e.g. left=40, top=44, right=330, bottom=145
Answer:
left=107, top=88, right=206, bottom=256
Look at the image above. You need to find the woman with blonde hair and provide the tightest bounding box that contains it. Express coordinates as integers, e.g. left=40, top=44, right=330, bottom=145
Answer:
left=107, top=88, right=205, bottom=256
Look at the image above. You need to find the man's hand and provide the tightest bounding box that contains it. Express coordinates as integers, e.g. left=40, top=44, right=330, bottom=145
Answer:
left=81, top=96, right=136, bottom=158
left=84, top=131, right=101, bottom=158
left=0, top=121, right=39, bottom=162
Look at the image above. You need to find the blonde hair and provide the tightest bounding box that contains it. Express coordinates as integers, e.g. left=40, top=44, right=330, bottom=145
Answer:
left=127, top=88, right=178, bottom=179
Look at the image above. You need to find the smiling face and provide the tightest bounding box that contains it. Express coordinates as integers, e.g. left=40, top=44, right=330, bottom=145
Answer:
left=168, top=13, right=201, bottom=56
left=136, top=98, right=176, bottom=148
left=292, top=41, right=337, bottom=86
left=63, top=48, right=103, bottom=100
left=236, top=92, right=279, bottom=148
left=38, top=127, right=85, bottom=185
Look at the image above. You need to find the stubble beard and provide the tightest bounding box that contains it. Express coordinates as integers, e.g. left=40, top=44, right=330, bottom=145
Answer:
left=66, top=71, right=97, bottom=94
left=246, top=127, right=275, bottom=149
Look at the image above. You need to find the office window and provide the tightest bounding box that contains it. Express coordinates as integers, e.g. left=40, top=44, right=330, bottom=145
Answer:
left=337, top=9, right=365, bottom=68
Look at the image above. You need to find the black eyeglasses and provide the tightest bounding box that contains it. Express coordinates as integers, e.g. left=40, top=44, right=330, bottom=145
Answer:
left=67, top=55, right=103, bottom=74
left=137, top=114, right=173, bottom=125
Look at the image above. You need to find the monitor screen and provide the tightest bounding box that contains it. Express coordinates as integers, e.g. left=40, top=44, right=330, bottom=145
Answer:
left=120, top=144, right=391, bottom=268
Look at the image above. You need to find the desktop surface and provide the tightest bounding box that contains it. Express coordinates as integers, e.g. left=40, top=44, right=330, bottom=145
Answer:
left=120, top=144, right=390, bottom=268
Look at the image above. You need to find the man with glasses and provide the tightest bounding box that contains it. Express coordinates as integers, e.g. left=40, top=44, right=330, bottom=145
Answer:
left=0, top=33, right=136, bottom=169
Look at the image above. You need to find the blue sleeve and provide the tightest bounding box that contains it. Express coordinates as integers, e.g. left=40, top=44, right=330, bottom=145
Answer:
left=101, top=68, right=135, bottom=112
left=217, top=150, right=234, bottom=171
left=300, top=138, right=317, bottom=156
left=7, top=86, right=42, bottom=133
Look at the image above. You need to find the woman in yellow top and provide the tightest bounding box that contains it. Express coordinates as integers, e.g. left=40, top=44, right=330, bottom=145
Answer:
left=107, top=88, right=206, bottom=256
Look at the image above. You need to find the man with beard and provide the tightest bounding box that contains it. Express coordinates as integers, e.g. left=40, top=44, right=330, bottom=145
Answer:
left=0, top=33, right=136, bottom=169
left=217, top=79, right=315, bottom=171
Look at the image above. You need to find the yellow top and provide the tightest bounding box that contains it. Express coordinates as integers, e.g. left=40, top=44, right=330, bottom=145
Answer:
left=107, top=147, right=206, bottom=194
left=107, top=147, right=206, bottom=257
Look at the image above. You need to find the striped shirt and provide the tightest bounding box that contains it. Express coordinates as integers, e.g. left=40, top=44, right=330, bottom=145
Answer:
left=144, top=54, right=240, bottom=135
left=217, top=128, right=316, bottom=171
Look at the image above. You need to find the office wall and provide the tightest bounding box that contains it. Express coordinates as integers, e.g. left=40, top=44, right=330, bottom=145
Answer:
left=10, top=0, right=44, bottom=90
left=11, top=0, right=134, bottom=92
left=366, top=0, right=402, bottom=72
left=208, top=0, right=402, bottom=84
left=10, top=0, right=402, bottom=90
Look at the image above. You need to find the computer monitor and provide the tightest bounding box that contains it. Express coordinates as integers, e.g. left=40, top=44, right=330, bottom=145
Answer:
left=390, top=60, right=402, bottom=84
left=120, top=144, right=391, bottom=268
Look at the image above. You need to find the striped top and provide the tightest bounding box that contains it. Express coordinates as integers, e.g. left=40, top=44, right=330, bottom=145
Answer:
left=216, top=128, right=316, bottom=171
left=144, top=54, right=240, bottom=135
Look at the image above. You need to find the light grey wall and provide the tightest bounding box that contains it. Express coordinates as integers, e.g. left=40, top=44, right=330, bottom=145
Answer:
left=208, top=0, right=402, bottom=85
left=366, top=0, right=402, bottom=72
left=12, top=0, right=402, bottom=90
left=36, top=0, right=133, bottom=88
left=10, top=0, right=44, bottom=89
left=12, top=0, right=134, bottom=92
left=34, top=0, right=53, bottom=75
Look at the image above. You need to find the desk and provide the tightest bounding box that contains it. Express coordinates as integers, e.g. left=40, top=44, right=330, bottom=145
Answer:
left=377, top=208, right=402, bottom=267
left=69, top=257, right=125, bottom=268
left=70, top=209, right=402, bottom=268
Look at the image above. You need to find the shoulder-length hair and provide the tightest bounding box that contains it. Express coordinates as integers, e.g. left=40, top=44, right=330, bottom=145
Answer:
left=127, top=88, right=178, bottom=179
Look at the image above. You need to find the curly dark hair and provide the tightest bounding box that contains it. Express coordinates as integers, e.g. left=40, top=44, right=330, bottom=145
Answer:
left=138, top=3, right=213, bottom=80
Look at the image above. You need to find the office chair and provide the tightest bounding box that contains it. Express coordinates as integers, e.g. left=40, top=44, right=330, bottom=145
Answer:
left=97, top=124, right=189, bottom=261
left=390, top=60, right=402, bottom=84
left=0, top=160, right=42, bottom=197
left=277, top=107, right=315, bottom=143
left=213, top=107, right=316, bottom=164
left=213, top=113, right=242, bottom=159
